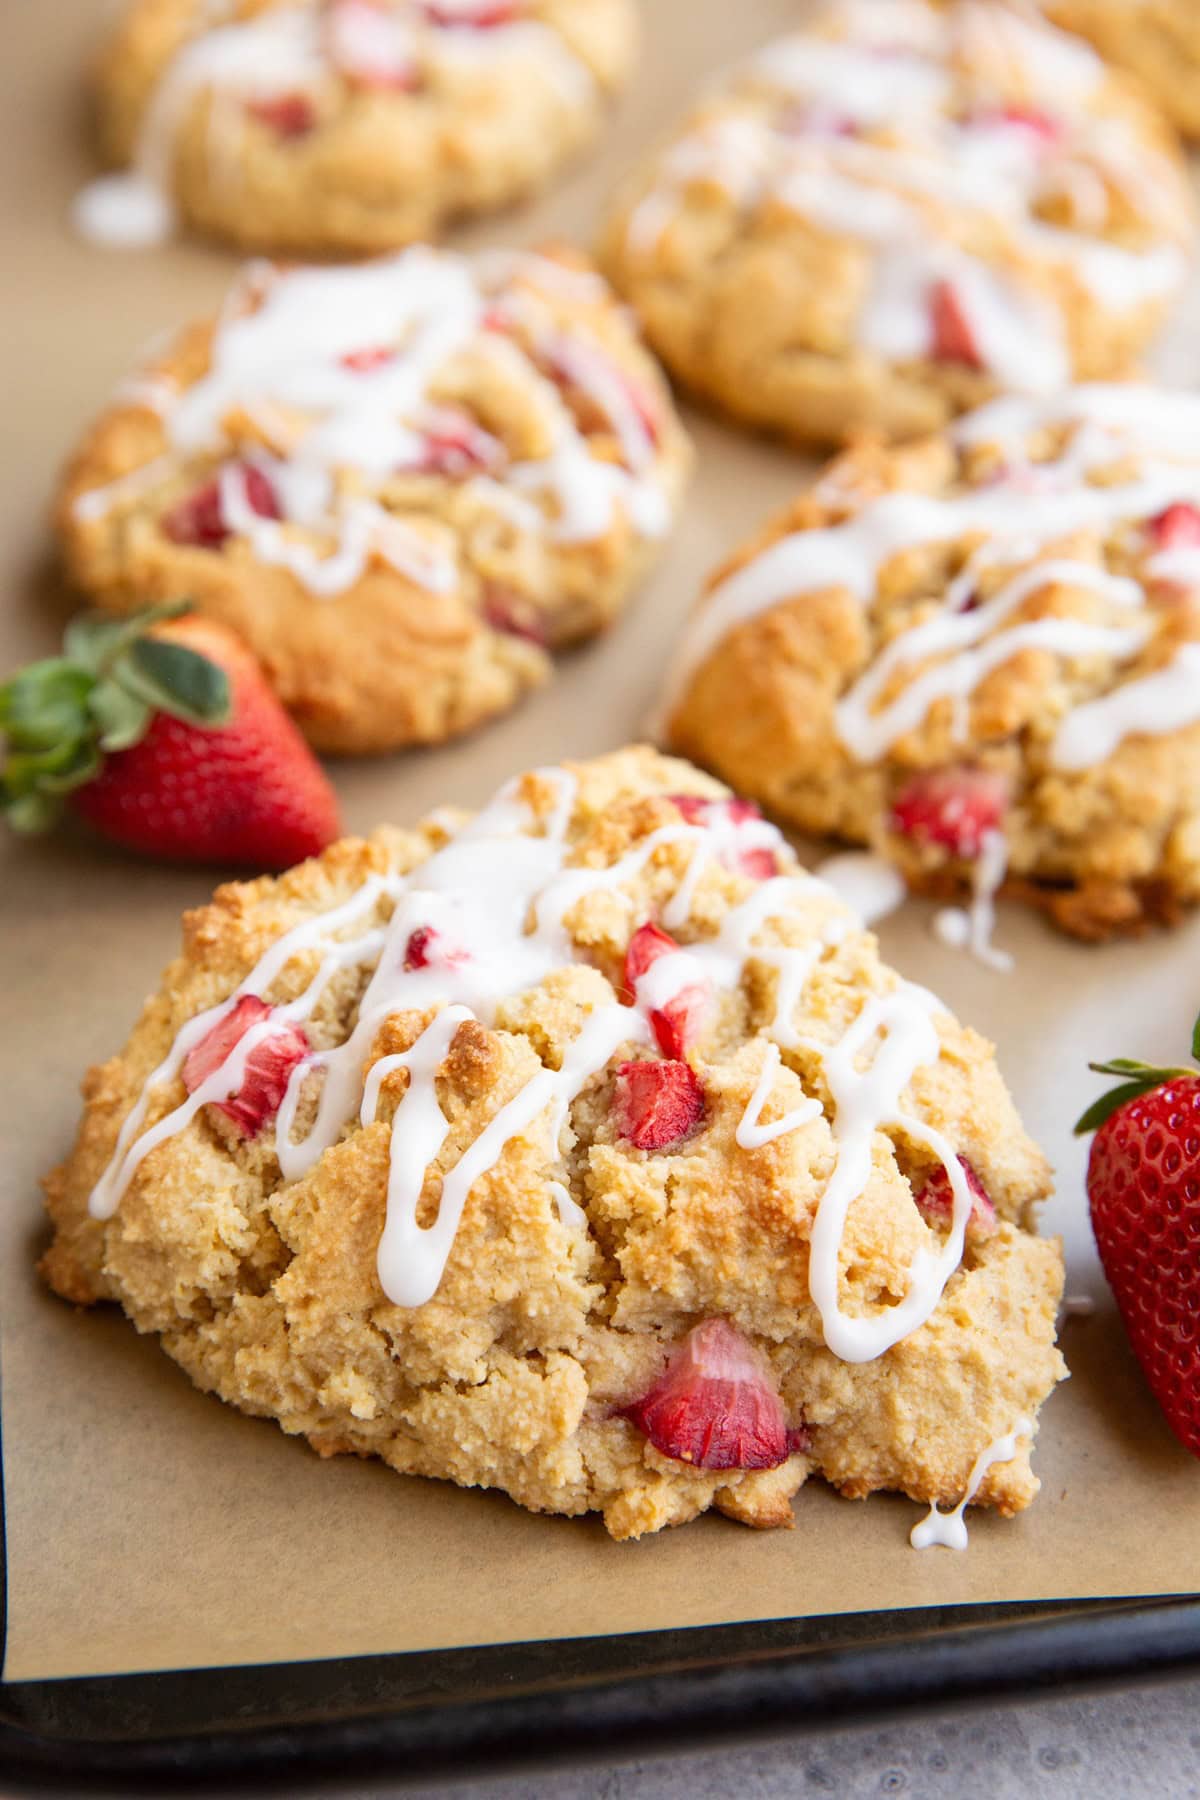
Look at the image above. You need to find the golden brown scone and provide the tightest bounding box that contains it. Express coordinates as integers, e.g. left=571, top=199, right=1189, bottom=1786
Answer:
left=661, top=384, right=1200, bottom=949
left=56, top=246, right=690, bottom=755
left=43, top=746, right=1066, bottom=1541
left=599, top=0, right=1194, bottom=448
left=1043, top=0, right=1200, bottom=141
left=74, top=0, right=638, bottom=255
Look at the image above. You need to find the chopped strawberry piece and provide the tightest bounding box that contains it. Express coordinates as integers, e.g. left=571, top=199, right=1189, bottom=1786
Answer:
left=480, top=305, right=511, bottom=334
left=341, top=346, right=397, bottom=373
left=914, top=1156, right=998, bottom=1237
left=889, top=767, right=1007, bottom=859
left=1149, top=503, right=1200, bottom=552
left=482, top=587, right=549, bottom=647
left=970, top=104, right=1061, bottom=142
left=623, top=921, right=709, bottom=1058
left=613, top=1059, right=705, bottom=1152
left=409, top=408, right=504, bottom=479
left=161, top=464, right=281, bottom=549
left=929, top=280, right=984, bottom=370
left=670, top=793, right=760, bottom=827
left=182, top=994, right=309, bottom=1138
left=620, top=1319, right=802, bottom=1470
left=668, top=794, right=779, bottom=881
left=403, top=925, right=467, bottom=971
left=328, top=0, right=419, bottom=90
left=422, top=0, right=519, bottom=26
left=246, top=93, right=317, bottom=138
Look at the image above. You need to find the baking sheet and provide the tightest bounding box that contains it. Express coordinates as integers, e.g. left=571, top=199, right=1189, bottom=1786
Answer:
left=4, top=0, right=1200, bottom=1688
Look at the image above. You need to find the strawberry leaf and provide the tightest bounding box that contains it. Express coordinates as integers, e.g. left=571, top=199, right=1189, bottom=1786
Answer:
left=1192, top=1012, right=1200, bottom=1064
left=89, top=682, right=151, bottom=751
left=1074, top=1075, right=1183, bottom=1137
left=120, top=639, right=231, bottom=727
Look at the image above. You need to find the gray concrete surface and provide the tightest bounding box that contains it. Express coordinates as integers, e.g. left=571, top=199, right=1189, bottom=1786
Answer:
left=383, top=1675, right=1200, bottom=1798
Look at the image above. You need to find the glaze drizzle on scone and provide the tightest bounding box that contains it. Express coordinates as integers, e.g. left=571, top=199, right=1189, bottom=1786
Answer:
left=76, top=0, right=636, bottom=252
left=601, top=0, right=1194, bottom=444
left=58, top=248, right=689, bottom=753
left=662, top=385, right=1200, bottom=947
left=43, top=749, right=1065, bottom=1538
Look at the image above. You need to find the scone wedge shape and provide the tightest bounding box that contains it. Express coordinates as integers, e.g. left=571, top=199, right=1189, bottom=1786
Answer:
left=43, top=749, right=1066, bottom=1540
left=56, top=246, right=689, bottom=755
left=662, top=386, right=1200, bottom=944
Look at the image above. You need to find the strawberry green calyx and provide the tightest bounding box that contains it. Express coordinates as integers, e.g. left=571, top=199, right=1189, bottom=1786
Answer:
left=1, top=604, right=231, bottom=832
left=1073, top=1016, right=1200, bottom=1136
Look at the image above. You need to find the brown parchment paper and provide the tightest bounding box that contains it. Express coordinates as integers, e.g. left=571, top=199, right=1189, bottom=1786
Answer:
left=4, top=0, right=1200, bottom=1688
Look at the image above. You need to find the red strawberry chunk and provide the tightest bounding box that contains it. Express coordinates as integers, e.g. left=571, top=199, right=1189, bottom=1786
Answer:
left=341, top=346, right=397, bottom=374
left=971, top=104, right=1061, bottom=142
left=246, top=93, right=317, bottom=138
left=620, top=1318, right=803, bottom=1470
left=613, top=1059, right=705, bottom=1152
left=403, top=925, right=467, bottom=971
left=623, top=921, right=709, bottom=1058
left=929, top=280, right=984, bottom=370
left=914, top=1156, right=998, bottom=1238
left=410, top=409, right=504, bottom=479
left=1149, top=503, right=1200, bottom=552
left=668, top=794, right=779, bottom=881
left=182, top=994, right=309, bottom=1139
left=162, top=464, right=282, bottom=549
left=422, top=0, right=519, bottom=26
left=889, top=767, right=1007, bottom=859
left=482, top=586, right=549, bottom=647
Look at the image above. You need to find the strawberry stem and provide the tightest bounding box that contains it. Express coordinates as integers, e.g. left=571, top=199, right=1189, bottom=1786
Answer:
left=1, top=603, right=232, bottom=834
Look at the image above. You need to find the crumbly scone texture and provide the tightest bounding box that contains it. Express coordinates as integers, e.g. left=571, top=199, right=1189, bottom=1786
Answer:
left=43, top=746, right=1065, bottom=1540
left=90, top=0, right=638, bottom=254
left=599, top=0, right=1194, bottom=447
left=56, top=247, right=690, bottom=756
left=1044, top=1, right=1200, bottom=139
left=665, top=397, right=1200, bottom=941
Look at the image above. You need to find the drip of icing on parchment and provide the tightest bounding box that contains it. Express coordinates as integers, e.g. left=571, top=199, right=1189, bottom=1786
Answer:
left=88, top=768, right=980, bottom=1354
left=910, top=1417, right=1032, bottom=1548
left=72, top=247, right=673, bottom=598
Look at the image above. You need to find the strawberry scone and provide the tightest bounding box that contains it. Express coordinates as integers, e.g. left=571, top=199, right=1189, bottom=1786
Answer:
left=56, top=247, right=689, bottom=755
left=599, top=0, right=1194, bottom=447
left=42, top=746, right=1066, bottom=1541
left=1042, top=1, right=1200, bottom=142
left=661, top=385, right=1200, bottom=948
left=73, top=0, right=637, bottom=254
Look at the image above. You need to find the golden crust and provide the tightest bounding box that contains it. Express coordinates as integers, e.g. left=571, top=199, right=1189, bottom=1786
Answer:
left=42, top=746, right=1065, bottom=1539
left=55, top=248, right=690, bottom=755
left=600, top=0, right=1194, bottom=447
left=90, top=0, right=639, bottom=254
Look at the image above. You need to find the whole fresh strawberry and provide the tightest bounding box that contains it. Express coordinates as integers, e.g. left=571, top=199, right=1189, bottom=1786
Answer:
left=1076, top=1023, right=1200, bottom=1458
left=1, top=604, right=341, bottom=869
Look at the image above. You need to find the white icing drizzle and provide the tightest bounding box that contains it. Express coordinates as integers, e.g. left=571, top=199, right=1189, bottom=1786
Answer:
left=621, top=0, right=1187, bottom=388
left=87, top=767, right=978, bottom=1360
left=72, top=248, right=674, bottom=596
left=735, top=1041, right=822, bottom=1149
left=73, top=0, right=594, bottom=251
left=933, top=829, right=1013, bottom=971
left=659, top=385, right=1200, bottom=781
left=910, top=1416, right=1032, bottom=1549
